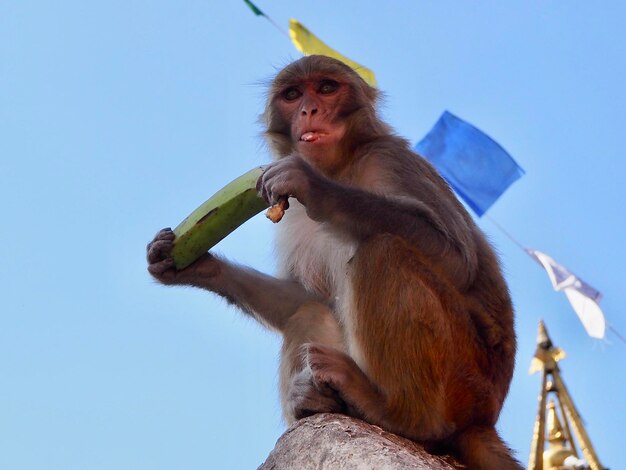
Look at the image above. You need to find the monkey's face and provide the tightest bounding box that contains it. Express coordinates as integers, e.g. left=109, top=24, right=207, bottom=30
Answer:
left=287, top=78, right=351, bottom=171
left=274, top=77, right=349, bottom=174
left=265, top=56, right=379, bottom=175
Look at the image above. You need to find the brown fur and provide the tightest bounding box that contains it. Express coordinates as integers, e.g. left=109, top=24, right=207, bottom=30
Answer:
left=147, top=55, right=521, bottom=469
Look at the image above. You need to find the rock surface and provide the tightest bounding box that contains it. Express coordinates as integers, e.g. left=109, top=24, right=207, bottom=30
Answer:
left=259, top=414, right=465, bottom=469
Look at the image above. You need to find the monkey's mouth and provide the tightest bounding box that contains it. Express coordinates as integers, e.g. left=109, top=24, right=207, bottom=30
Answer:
left=300, top=131, right=327, bottom=143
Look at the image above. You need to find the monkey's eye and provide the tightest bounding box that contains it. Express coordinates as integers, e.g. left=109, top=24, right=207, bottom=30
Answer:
left=318, top=79, right=339, bottom=95
left=281, top=87, right=302, bottom=101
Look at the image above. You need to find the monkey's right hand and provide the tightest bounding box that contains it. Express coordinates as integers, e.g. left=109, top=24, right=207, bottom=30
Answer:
left=146, top=228, right=221, bottom=286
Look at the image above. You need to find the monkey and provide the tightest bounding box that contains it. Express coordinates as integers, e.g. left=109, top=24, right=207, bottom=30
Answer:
left=147, top=55, right=521, bottom=469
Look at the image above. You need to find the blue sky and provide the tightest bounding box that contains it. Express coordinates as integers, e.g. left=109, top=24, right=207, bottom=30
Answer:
left=2, top=2, right=625, bottom=469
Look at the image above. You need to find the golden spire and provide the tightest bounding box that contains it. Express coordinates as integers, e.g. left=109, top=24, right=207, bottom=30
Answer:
left=527, top=321, right=605, bottom=470
left=543, top=400, right=576, bottom=468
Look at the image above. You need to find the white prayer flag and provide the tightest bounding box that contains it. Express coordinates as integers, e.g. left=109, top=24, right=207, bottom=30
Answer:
left=525, top=249, right=606, bottom=339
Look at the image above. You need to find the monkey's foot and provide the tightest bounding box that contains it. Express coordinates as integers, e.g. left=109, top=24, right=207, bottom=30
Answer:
left=305, top=343, right=386, bottom=424
left=288, top=368, right=346, bottom=420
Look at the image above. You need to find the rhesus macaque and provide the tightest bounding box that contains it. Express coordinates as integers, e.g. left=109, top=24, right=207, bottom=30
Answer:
left=147, top=55, right=521, bottom=469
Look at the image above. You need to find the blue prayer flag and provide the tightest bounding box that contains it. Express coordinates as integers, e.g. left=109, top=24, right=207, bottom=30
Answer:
left=415, top=111, right=524, bottom=216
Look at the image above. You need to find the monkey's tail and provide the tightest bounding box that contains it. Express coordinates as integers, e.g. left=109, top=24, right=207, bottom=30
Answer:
left=454, top=426, right=523, bottom=470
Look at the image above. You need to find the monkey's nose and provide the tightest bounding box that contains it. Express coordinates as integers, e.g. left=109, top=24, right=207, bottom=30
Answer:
left=301, top=107, right=318, bottom=116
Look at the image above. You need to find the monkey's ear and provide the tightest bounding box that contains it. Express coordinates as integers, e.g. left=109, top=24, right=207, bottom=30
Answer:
left=350, top=75, right=380, bottom=109
left=363, top=83, right=379, bottom=104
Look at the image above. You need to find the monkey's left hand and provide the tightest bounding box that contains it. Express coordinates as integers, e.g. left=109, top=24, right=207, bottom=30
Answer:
left=257, top=156, right=328, bottom=219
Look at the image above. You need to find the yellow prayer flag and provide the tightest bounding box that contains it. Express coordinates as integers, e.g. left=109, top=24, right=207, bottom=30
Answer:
left=288, top=19, right=377, bottom=87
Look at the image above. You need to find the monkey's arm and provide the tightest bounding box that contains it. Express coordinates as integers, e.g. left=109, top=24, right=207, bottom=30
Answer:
left=201, top=261, right=323, bottom=331
left=147, top=228, right=322, bottom=331
left=258, top=155, right=478, bottom=288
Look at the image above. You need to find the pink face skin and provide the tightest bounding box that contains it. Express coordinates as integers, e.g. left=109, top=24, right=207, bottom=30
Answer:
left=278, top=78, right=348, bottom=175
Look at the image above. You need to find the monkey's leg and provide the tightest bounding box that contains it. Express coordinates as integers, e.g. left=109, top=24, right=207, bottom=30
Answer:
left=344, top=233, right=457, bottom=442
left=279, top=301, right=348, bottom=424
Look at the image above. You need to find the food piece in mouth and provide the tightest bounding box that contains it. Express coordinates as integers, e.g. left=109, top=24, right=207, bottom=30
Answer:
left=300, top=131, right=323, bottom=142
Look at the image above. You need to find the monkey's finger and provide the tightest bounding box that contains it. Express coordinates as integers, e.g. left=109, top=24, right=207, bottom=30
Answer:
left=147, top=238, right=172, bottom=260
left=255, top=171, right=265, bottom=194
left=305, top=344, right=352, bottom=393
left=256, top=172, right=271, bottom=204
left=257, top=160, right=296, bottom=201
left=148, top=258, right=176, bottom=277
left=147, top=228, right=175, bottom=249
left=267, top=177, right=292, bottom=206
left=147, top=238, right=174, bottom=263
left=292, top=393, right=345, bottom=420
left=289, top=369, right=346, bottom=418
left=154, top=227, right=175, bottom=242
left=278, top=196, right=290, bottom=211
left=258, top=166, right=286, bottom=202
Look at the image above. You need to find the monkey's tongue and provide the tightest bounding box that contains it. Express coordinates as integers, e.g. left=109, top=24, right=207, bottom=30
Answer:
left=300, top=131, right=322, bottom=142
